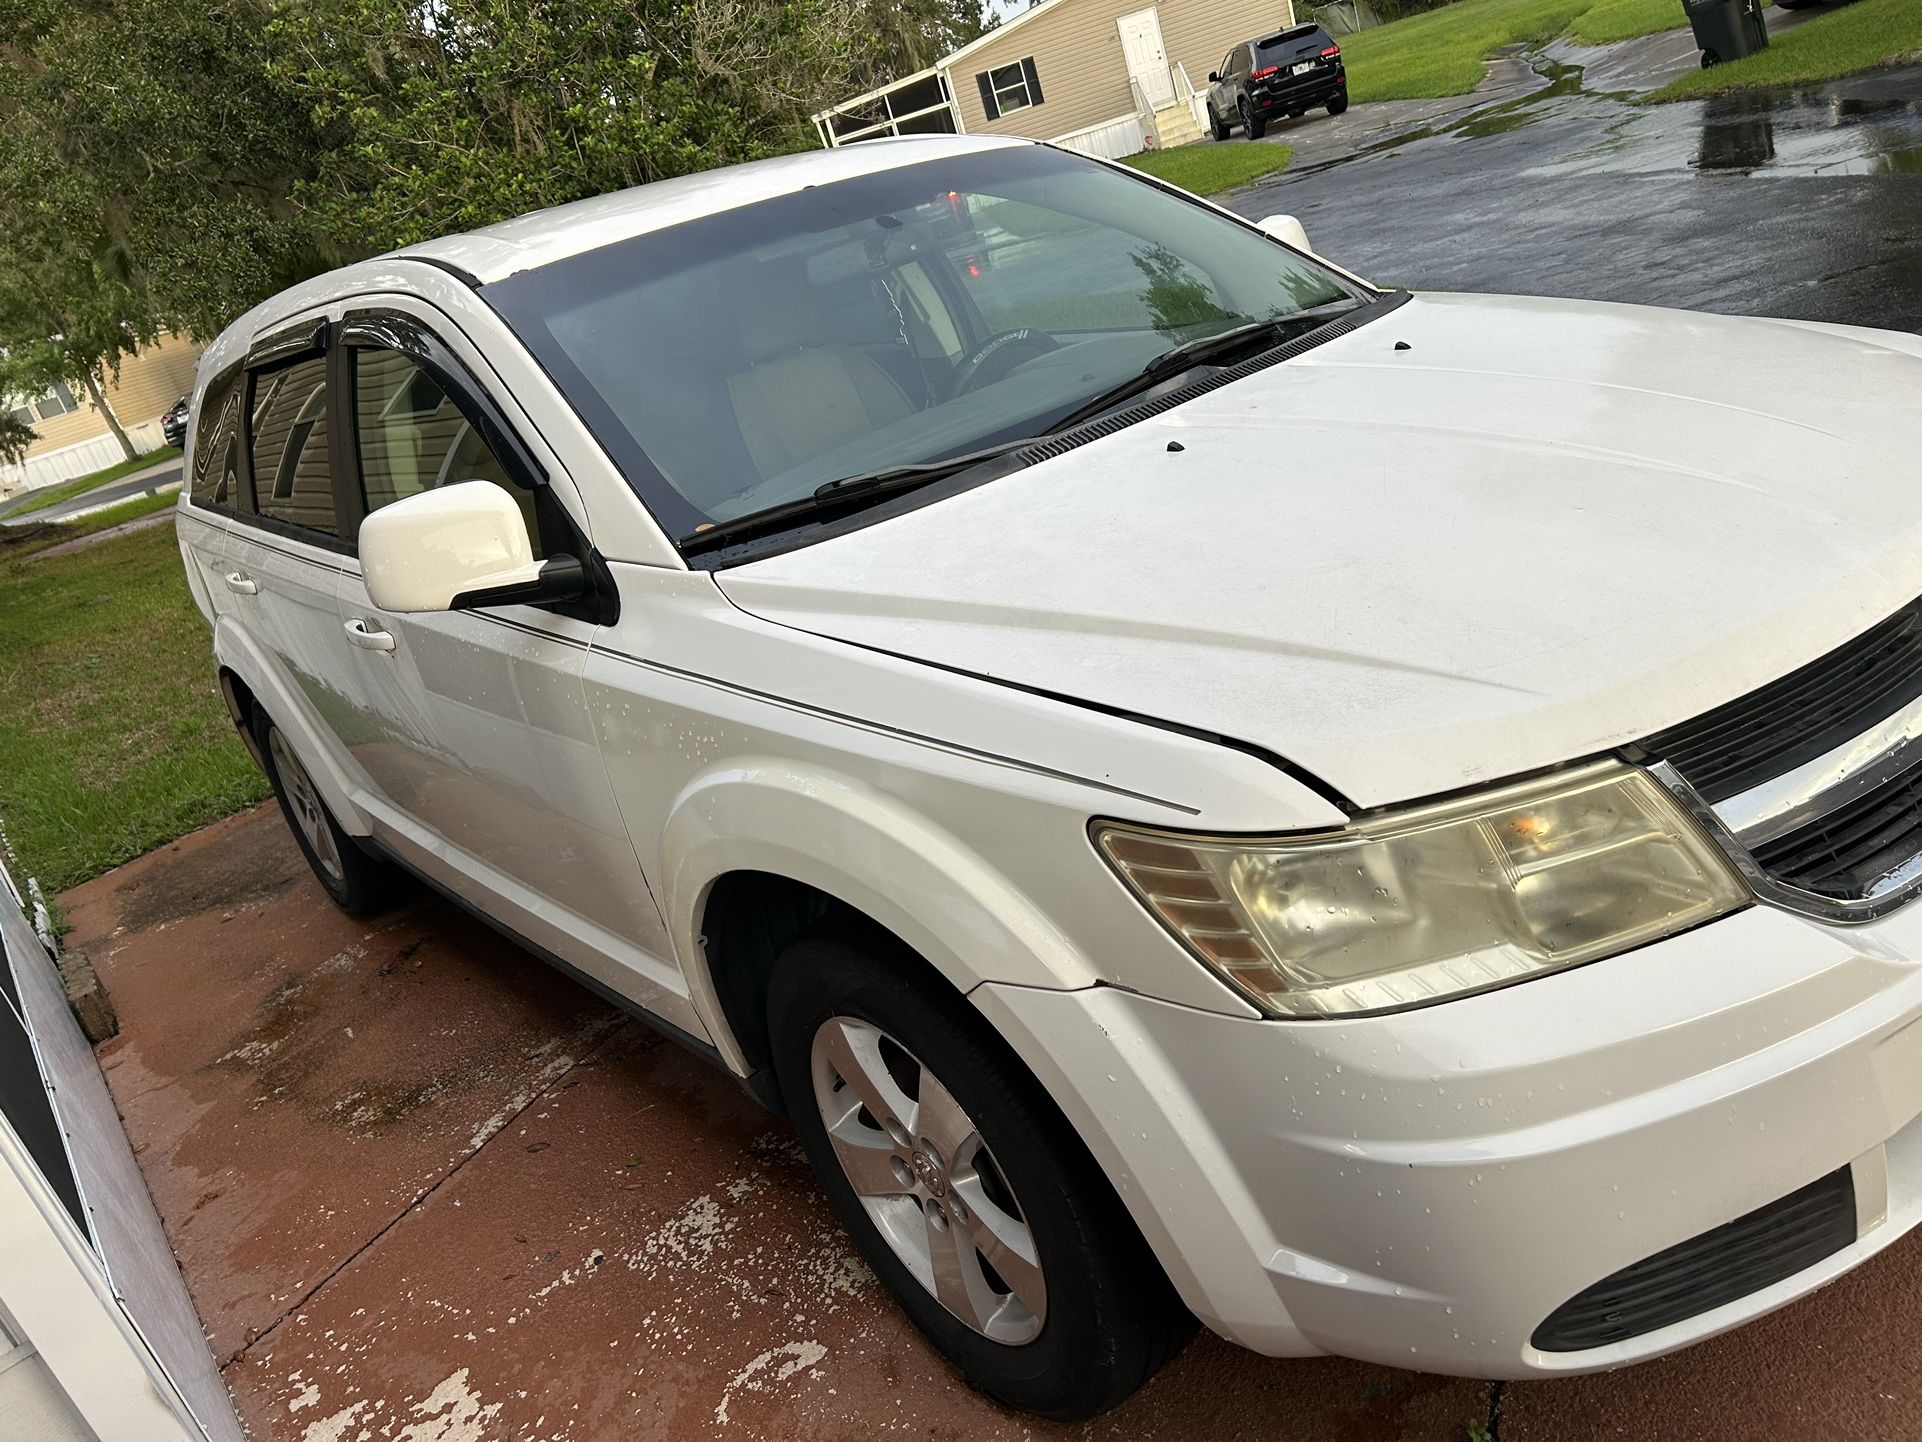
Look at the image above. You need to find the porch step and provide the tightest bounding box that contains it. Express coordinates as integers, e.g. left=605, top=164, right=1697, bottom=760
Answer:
left=1152, top=103, right=1203, bottom=147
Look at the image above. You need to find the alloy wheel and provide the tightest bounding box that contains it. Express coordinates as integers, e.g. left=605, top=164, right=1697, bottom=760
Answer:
left=268, top=727, right=344, bottom=884
left=810, top=1015, right=1047, bottom=1343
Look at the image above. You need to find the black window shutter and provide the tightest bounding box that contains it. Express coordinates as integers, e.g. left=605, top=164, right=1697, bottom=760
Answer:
left=976, top=70, right=1001, bottom=120
left=1021, top=57, right=1044, bottom=106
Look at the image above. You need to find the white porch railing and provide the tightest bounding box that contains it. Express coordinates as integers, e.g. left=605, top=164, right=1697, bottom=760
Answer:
left=1174, top=62, right=1210, bottom=134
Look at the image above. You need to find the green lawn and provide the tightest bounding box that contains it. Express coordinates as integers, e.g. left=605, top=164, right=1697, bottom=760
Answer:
left=5, top=444, right=182, bottom=518
left=1652, top=0, right=1922, bottom=99
left=1121, top=142, right=1295, bottom=194
left=1340, top=0, right=1703, bottom=103
left=0, top=513, right=267, bottom=892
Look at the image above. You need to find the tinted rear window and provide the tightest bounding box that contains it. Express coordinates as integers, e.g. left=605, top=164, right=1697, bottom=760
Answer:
left=1255, top=26, right=1329, bottom=57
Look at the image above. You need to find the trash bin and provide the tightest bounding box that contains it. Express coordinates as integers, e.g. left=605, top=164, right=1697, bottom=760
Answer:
left=1685, top=0, right=1769, bottom=67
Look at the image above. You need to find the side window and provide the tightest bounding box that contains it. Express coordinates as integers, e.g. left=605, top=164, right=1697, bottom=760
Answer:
left=352, top=347, right=543, bottom=558
left=1219, top=51, right=1236, bottom=79
left=248, top=355, right=337, bottom=535
left=190, top=375, right=243, bottom=508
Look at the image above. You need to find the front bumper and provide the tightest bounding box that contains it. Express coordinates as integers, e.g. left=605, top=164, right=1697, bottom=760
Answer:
left=974, top=898, right=1922, bottom=1376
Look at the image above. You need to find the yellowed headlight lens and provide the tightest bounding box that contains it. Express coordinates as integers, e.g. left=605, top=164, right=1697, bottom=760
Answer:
left=1097, top=763, right=1748, bottom=1017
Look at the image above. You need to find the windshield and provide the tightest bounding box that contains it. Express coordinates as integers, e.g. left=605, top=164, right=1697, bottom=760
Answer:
left=485, top=145, right=1366, bottom=543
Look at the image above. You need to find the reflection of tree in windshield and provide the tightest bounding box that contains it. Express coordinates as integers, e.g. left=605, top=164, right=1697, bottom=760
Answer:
left=1130, top=243, right=1231, bottom=337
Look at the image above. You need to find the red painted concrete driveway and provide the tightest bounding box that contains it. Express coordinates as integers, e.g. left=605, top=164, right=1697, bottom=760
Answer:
left=63, top=803, right=1922, bottom=1439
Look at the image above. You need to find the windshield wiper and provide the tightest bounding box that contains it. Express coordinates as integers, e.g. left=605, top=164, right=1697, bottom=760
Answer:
left=680, top=437, right=1039, bottom=555
left=1046, top=298, right=1368, bottom=434
left=810, top=435, right=1040, bottom=501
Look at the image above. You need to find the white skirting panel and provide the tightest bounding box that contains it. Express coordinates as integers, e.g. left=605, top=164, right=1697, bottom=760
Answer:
left=1049, top=114, right=1149, bottom=162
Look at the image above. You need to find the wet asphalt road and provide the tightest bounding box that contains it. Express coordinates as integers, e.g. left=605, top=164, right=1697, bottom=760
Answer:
left=1229, top=62, right=1922, bottom=335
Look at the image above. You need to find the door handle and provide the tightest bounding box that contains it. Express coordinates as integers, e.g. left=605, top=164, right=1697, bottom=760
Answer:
left=344, top=618, right=396, bottom=653
left=223, top=572, right=257, bottom=595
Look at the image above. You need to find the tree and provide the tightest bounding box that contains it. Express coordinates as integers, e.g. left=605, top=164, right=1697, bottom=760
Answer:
left=856, top=0, right=991, bottom=85
left=0, top=154, right=156, bottom=460
left=0, top=0, right=332, bottom=454
left=269, top=0, right=875, bottom=254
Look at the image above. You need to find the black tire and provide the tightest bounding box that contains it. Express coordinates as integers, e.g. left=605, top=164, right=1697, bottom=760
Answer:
left=1208, top=104, right=1230, bottom=141
left=1327, top=92, right=1349, bottom=116
left=253, top=709, right=402, bottom=916
left=1241, top=99, right=1266, bottom=140
left=1701, top=49, right=1719, bottom=67
left=767, top=929, right=1191, bottom=1419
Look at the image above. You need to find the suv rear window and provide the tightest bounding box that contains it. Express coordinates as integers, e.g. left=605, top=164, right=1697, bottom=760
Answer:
left=190, top=375, right=243, bottom=509
left=1255, top=25, right=1329, bottom=59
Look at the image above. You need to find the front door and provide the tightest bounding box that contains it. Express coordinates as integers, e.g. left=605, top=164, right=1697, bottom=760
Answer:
left=324, top=308, right=697, bottom=1033
left=1118, top=7, right=1174, bottom=110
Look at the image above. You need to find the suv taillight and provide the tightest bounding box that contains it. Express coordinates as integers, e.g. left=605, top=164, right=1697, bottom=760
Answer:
left=1251, top=65, right=1279, bottom=80
left=1320, top=45, right=1341, bottom=58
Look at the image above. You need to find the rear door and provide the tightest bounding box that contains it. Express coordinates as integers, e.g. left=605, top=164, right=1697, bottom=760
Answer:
left=223, top=325, right=364, bottom=775
left=174, top=371, right=247, bottom=627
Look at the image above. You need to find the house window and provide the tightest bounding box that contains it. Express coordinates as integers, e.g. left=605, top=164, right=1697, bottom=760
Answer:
left=5, top=406, right=33, bottom=429
left=976, top=58, right=1044, bottom=121
left=31, top=382, right=76, bottom=420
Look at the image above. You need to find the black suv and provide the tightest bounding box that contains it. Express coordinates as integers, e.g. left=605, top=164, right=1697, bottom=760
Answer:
left=1206, top=24, right=1348, bottom=140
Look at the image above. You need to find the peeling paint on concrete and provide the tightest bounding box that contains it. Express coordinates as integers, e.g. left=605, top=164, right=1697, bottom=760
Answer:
left=714, top=1341, right=828, bottom=1425
left=296, top=1398, right=367, bottom=1442
left=393, top=1368, right=502, bottom=1442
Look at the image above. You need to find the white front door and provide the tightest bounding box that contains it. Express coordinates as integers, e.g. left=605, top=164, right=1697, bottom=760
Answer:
left=1117, top=7, right=1175, bottom=110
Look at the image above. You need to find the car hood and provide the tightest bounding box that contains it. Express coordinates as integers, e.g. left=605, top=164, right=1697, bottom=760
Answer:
left=715, top=292, right=1922, bottom=810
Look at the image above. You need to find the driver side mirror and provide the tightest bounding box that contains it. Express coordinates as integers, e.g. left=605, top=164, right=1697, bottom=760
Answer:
left=1207, top=70, right=1219, bottom=82
left=1255, top=214, right=1314, bottom=255
left=360, top=481, right=582, bottom=613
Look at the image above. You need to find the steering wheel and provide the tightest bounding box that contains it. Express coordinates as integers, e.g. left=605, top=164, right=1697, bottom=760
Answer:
left=947, top=328, right=1061, bottom=399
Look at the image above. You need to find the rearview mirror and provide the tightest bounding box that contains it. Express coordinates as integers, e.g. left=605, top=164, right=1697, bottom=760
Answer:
left=1207, top=70, right=1219, bottom=82
left=1255, top=214, right=1314, bottom=254
left=360, top=481, right=579, bottom=613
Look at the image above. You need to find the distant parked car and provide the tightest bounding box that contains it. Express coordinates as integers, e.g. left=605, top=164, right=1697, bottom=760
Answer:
left=1207, top=23, right=1348, bottom=140
left=161, top=395, right=189, bottom=448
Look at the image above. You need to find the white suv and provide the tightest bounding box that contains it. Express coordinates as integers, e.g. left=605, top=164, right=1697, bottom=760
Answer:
left=177, top=135, right=1922, bottom=1418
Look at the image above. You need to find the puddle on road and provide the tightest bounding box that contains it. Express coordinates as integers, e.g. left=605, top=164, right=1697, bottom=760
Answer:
left=1282, top=58, right=1922, bottom=184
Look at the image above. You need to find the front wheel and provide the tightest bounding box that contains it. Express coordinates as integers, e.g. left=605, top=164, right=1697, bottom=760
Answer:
left=1208, top=104, right=1230, bottom=141
left=767, top=931, right=1191, bottom=1419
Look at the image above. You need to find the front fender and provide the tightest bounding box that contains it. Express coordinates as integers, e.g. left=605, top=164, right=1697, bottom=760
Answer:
left=213, top=615, right=372, bottom=836
left=662, top=758, right=1099, bottom=1072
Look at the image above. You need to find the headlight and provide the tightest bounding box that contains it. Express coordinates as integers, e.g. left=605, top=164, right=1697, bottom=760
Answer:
left=1096, top=762, right=1748, bottom=1017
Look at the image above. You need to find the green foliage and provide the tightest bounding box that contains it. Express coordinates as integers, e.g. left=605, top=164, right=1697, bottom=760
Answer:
left=0, top=0, right=330, bottom=454
left=1652, top=0, right=1922, bottom=99
left=0, top=0, right=986, bottom=411
left=268, top=0, right=867, bottom=252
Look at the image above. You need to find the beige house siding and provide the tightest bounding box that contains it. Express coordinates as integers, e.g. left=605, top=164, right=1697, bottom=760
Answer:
left=949, top=0, right=1296, bottom=141
left=15, top=331, right=201, bottom=460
